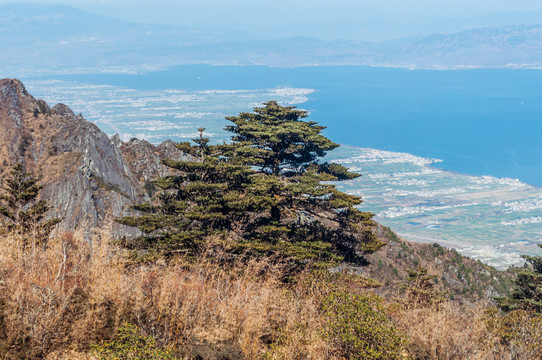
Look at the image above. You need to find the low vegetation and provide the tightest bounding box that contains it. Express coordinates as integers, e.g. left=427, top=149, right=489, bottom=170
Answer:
left=496, top=243, right=542, bottom=312
left=0, top=230, right=540, bottom=359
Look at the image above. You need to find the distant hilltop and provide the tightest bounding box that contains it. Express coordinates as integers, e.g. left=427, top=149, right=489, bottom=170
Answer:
left=3, top=4, right=542, bottom=75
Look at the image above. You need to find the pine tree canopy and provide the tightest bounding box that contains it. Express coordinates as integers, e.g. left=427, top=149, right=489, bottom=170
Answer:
left=118, top=102, right=384, bottom=268
left=0, top=163, right=61, bottom=249
left=225, top=101, right=340, bottom=175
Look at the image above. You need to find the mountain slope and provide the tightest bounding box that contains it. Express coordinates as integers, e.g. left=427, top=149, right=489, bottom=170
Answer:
left=0, top=3, right=248, bottom=74
left=363, top=225, right=516, bottom=302
left=0, top=78, right=188, bottom=238
left=393, top=24, right=542, bottom=68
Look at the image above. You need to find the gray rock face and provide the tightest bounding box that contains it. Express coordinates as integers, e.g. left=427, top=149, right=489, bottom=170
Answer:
left=118, top=138, right=192, bottom=183
left=0, top=78, right=188, bottom=239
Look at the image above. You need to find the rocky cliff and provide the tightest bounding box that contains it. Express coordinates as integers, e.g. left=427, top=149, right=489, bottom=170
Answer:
left=0, top=78, right=187, bottom=239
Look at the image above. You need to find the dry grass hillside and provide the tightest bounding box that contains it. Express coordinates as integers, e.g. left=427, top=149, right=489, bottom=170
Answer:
left=0, top=229, right=540, bottom=360
left=361, top=226, right=516, bottom=303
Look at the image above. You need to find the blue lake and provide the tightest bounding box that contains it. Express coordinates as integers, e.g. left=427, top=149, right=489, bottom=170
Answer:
left=29, top=65, right=542, bottom=186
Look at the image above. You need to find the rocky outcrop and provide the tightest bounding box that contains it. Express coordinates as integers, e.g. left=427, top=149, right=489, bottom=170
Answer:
left=116, top=136, right=192, bottom=184
left=0, top=78, right=187, bottom=239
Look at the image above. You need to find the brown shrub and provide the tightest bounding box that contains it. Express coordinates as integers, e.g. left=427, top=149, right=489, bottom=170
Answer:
left=391, top=302, right=496, bottom=359
left=484, top=308, right=542, bottom=359
left=0, top=232, right=332, bottom=359
left=2, top=230, right=541, bottom=360
left=391, top=300, right=542, bottom=360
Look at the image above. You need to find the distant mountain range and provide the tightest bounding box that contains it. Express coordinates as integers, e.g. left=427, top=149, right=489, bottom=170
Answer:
left=2, top=3, right=542, bottom=75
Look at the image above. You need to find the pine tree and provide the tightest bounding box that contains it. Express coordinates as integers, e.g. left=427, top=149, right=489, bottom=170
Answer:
left=118, top=103, right=385, bottom=267
left=118, top=128, right=263, bottom=258
left=225, top=101, right=340, bottom=175
left=0, top=163, right=61, bottom=249
left=401, top=265, right=444, bottom=308
left=496, top=244, right=542, bottom=313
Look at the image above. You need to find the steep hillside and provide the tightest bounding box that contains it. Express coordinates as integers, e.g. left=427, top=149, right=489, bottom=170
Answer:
left=2, top=79, right=535, bottom=359
left=363, top=225, right=516, bottom=302
left=0, top=78, right=187, bottom=237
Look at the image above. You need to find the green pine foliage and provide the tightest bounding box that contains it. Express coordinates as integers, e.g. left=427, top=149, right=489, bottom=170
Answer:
left=118, top=102, right=384, bottom=268
left=0, top=163, right=61, bottom=249
left=496, top=243, right=542, bottom=313
left=93, top=323, right=177, bottom=360
left=401, top=266, right=444, bottom=308
left=118, top=133, right=260, bottom=259
left=321, top=291, right=406, bottom=359
left=225, top=100, right=340, bottom=175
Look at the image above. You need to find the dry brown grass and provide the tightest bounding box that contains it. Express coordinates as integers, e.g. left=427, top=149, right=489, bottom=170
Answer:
left=391, top=302, right=495, bottom=359
left=0, top=232, right=333, bottom=359
left=1, top=230, right=541, bottom=360
left=391, top=300, right=542, bottom=360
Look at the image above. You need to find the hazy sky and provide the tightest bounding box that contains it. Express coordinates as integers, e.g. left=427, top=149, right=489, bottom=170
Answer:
left=5, top=0, right=542, bottom=26
left=4, top=0, right=542, bottom=40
